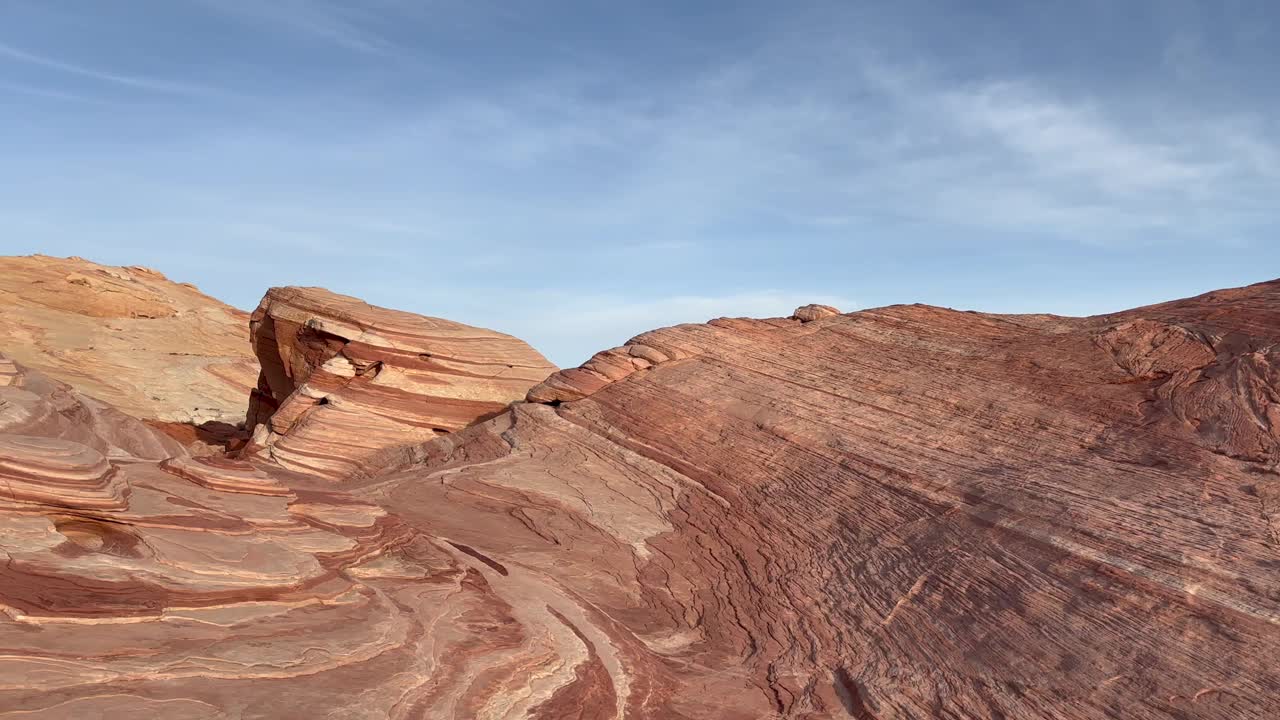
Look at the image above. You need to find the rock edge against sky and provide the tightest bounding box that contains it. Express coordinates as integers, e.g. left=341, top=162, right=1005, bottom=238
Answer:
left=0, top=256, right=1277, bottom=719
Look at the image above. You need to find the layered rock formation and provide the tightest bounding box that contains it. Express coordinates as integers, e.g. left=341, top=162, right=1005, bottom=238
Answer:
left=241, top=286, right=556, bottom=479
left=0, top=255, right=258, bottom=427
left=1, top=279, right=1279, bottom=719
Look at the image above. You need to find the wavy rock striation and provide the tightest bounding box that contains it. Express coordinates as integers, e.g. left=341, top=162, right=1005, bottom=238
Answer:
left=1, top=282, right=1279, bottom=718
left=241, top=287, right=557, bottom=479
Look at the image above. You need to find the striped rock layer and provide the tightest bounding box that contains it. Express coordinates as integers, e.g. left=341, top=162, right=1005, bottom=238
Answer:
left=242, top=287, right=557, bottom=479
left=0, top=280, right=1278, bottom=718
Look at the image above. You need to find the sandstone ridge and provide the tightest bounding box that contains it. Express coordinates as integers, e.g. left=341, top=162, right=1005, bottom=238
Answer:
left=1, top=279, right=1278, bottom=719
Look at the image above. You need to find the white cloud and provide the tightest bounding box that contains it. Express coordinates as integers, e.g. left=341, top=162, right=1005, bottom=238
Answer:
left=944, top=82, right=1214, bottom=193
left=830, top=64, right=1280, bottom=240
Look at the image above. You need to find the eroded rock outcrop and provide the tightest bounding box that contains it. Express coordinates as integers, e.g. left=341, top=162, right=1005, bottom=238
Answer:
left=1, top=280, right=1278, bottom=719
left=0, top=255, right=258, bottom=428
left=242, top=287, right=557, bottom=479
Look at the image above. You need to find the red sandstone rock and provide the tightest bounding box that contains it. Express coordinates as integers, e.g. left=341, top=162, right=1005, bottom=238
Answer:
left=0, top=255, right=259, bottom=428
left=1, top=279, right=1278, bottom=719
left=242, top=286, right=557, bottom=479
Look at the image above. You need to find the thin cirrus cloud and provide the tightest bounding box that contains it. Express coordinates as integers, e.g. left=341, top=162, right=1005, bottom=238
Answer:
left=0, top=41, right=215, bottom=97
left=0, top=2, right=1277, bottom=366
left=186, top=0, right=404, bottom=57
left=835, top=60, right=1276, bottom=239
left=945, top=84, right=1210, bottom=193
left=0, top=79, right=109, bottom=104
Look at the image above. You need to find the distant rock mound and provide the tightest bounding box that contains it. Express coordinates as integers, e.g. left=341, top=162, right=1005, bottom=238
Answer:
left=791, top=303, right=841, bottom=322
left=242, top=286, right=557, bottom=479
left=0, top=255, right=258, bottom=427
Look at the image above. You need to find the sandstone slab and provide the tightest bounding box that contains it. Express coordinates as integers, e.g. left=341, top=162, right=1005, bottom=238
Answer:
left=242, top=286, right=557, bottom=479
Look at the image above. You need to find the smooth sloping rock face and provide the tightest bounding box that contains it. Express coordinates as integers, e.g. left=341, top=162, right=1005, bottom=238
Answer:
left=0, top=355, right=184, bottom=461
left=242, top=286, right=557, bottom=479
left=0, top=255, right=258, bottom=425
left=0, top=280, right=1278, bottom=719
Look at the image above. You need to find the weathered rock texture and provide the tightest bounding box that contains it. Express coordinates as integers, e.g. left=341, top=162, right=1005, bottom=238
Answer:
left=0, top=255, right=258, bottom=426
left=2, top=281, right=1279, bottom=719
left=242, top=286, right=557, bottom=479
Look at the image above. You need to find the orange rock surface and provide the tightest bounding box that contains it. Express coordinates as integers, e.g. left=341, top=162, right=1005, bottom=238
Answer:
left=0, top=354, right=184, bottom=462
left=1, top=279, right=1278, bottom=719
left=242, top=286, right=558, bottom=479
left=0, top=255, right=258, bottom=426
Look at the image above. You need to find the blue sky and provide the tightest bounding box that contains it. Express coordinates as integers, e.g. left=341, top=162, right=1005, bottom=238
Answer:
left=1, top=1, right=1276, bottom=366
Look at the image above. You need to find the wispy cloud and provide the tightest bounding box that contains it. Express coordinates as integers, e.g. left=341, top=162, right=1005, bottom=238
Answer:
left=944, top=82, right=1214, bottom=194
left=831, top=59, right=1279, bottom=241
left=0, top=80, right=108, bottom=104
left=54, top=44, right=1275, bottom=264
left=0, top=41, right=214, bottom=97
left=189, top=0, right=403, bottom=57
left=365, top=55, right=1277, bottom=245
left=2, top=1, right=1276, bottom=365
